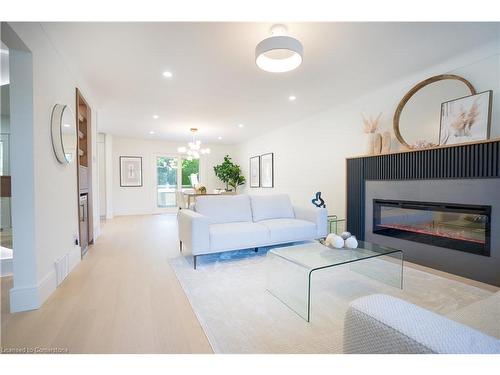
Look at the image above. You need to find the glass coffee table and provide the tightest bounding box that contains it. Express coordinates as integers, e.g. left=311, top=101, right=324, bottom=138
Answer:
left=266, top=241, right=403, bottom=322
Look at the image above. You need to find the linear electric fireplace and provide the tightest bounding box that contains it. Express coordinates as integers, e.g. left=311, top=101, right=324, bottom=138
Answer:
left=373, top=199, right=491, bottom=256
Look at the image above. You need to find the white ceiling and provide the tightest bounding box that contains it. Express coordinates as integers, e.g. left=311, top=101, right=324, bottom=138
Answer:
left=41, top=22, right=499, bottom=144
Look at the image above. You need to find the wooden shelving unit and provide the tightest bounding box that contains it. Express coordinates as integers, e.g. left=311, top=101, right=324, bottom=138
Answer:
left=76, top=89, right=93, bottom=256
left=78, top=105, right=88, bottom=168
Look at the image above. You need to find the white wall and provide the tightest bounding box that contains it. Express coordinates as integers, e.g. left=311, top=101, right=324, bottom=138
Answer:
left=235, top=43, right=500, bottom=220
left=4, top=22, right=100, bottom=312
left=105, top=134, right=113, bottom=219
left=97, top=133, right=106, bottom=217
left=111, top=136, right=236, bottom=216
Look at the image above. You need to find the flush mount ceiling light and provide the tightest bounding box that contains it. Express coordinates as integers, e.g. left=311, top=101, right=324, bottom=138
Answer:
left=162, top=71, right=173, bottom=78
left=177, top=128, right=210, bottom=160
left=255, top=24, right=303, bottom=73
left=289, top=95, right=297, bottom=101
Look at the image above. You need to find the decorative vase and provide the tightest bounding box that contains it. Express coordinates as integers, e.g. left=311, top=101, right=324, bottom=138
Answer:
left=373, top=133, right=382, bottom=155
left=381, top=131, right=391, bottom=154
left=365, top=133, right=376, bottom=155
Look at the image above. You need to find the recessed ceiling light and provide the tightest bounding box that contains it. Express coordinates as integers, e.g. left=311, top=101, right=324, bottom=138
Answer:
left=218, top=136, right=223, bottom=140
left=153, top=115, right=159, bottom=119
left=149, top=131, right=155, bottom=135
left=63, top=124, right=71, bottom=128
left=238, top=124, right=244, bottom=128
left=162, top=71, right=173, bottom=78
left=289, top=95, right=297, bottom=101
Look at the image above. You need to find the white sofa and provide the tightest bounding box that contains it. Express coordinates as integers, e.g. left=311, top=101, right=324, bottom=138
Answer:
left=343, top=293, right=500, bottom=354
left=177, top=194, right=327, bottom=268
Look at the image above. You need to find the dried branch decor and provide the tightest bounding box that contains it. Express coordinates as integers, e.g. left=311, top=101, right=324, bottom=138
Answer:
left=362, top=113, right=382, bottom=134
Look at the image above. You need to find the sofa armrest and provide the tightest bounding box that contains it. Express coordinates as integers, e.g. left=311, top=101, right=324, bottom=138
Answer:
left=293, top=206, right=327, bottom=237
left=177, top=209, right=209, bottom=255
left=343, top=294, right=500, bottom=354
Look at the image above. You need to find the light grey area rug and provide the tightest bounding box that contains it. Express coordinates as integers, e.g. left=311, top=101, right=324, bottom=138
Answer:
left=169, top=247, right=493, bottom=353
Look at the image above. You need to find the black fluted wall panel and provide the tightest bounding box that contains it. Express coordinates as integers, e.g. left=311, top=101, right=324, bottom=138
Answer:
left=346, top=141, right=500, bottom=240
left=346, top=158, right=365, bottom=238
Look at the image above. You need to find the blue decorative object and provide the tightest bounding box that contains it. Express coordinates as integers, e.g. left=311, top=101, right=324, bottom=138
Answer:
left=312, top=192, right=326, bottom=208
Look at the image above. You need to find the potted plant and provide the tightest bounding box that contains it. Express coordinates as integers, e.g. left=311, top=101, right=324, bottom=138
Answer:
left=213, top=155, right=246, bottom=193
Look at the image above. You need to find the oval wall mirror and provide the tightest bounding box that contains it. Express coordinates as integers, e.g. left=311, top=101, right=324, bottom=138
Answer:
left=51, top=104, right=77, bottom=164
left=393, top=74, right=476, bottom=149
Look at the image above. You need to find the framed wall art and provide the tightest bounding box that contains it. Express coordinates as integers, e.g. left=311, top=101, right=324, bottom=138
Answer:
left=439, top=90, right=492, bottom=146
left=260, top=152, right=274, bottom=188
left=120, top=156, right=143, bottom=187
left=249, top=155, right=260, bottom=188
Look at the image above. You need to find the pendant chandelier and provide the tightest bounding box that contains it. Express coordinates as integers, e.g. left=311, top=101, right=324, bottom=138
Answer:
left=177, top=128, right=210, bottom=160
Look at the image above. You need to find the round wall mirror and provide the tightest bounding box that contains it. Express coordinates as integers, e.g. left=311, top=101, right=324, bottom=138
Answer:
left=51, top=104, right=77, bottom=164
left=393, top=75, right=476, bottom=149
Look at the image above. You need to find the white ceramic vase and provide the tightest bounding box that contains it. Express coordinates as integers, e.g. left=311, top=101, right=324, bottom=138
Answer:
left=365, top=133, right=376, bottom=155
left=381, top=131, right=391, bottom=154
left=373, top=133, right=382, bottom=155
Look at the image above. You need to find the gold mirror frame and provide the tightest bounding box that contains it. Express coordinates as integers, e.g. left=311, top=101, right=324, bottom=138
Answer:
left=393, top=74, right=476, bottom=149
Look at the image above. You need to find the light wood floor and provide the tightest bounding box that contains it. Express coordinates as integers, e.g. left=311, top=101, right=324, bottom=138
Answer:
left=0, top=214, right=212, bottom=353
left=2, top=214, right=497, bottom=354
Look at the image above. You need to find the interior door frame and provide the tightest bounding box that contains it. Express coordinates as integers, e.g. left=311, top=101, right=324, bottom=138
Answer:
left=76, top=88, right=93, bottom=252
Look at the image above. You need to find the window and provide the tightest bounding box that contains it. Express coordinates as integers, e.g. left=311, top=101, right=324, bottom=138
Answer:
left=156, top=156, right=178, bottom=208
left=181, top=158, right=200, bottom=188
left=155, top=156, right=201, bottom=209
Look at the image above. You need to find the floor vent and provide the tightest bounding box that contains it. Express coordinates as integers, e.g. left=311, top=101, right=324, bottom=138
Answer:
left=55, top=253, right=70, bottom=287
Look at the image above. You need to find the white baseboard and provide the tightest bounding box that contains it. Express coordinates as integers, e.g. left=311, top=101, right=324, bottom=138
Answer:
left=9, top=245, right=81, bottom=313
left=93, top=223, right=101, bottom=240
left=68, top=244, right=81, bottom=272
left=9, top=286, right=40, bottom=312
left=114, top=208, right=178, bottom=216
left=9, top=270, right=55, bottom=313
left=37, top=268, right=58, bottom=307
left=113, top=208, right=157, bottom=216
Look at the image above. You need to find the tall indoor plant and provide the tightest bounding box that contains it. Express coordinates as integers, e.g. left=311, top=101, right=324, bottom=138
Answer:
left=213, top=155, right=246, bottom=192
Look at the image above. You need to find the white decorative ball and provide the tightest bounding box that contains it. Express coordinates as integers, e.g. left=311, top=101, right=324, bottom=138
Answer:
left=340, top=231, right=352, bottom=240
left=324, top=233, right=335, bottom=246
left=324, top=234, right=332, bottom=246
left=331, top=234, right=345, bottom=249
left=345, top=235, right=358, bottom=249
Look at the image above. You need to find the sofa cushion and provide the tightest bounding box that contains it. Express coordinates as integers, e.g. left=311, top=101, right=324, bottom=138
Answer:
left=195, top=195, right=252, bottom=224
left=259, top=218, right=317, bottom=243
left=250, top=194, right=295, bottom=222
left=209, top=222, right=270, bottom=251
